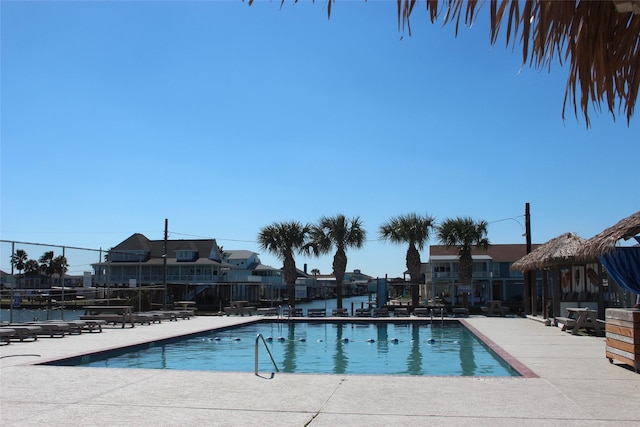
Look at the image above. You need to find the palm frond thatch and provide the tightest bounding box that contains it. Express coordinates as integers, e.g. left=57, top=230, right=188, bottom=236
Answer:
left=579, top=210, right=640, bottom=258
left=268, top=0, right=640, bottom=126
left=399, top=0, right=640, bottom=126
left=510, top=232, right=588, bottom=272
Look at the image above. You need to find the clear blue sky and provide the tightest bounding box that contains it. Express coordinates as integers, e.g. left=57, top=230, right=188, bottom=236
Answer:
left=1, top=1, right=638, bottom=278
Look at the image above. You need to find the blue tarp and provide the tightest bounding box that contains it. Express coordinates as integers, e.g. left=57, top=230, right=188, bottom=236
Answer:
left=598, top=246, right=640, bottom=294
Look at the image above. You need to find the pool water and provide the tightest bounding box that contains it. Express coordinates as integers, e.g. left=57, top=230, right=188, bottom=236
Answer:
left=60, top=322, right=519, bottom=377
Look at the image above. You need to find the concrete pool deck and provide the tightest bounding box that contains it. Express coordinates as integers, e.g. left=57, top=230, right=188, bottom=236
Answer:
left=1, top=315, right=639, bottom=426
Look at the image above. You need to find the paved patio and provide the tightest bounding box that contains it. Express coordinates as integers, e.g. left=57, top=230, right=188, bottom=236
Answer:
left=1, top=315, right=639, bottom=426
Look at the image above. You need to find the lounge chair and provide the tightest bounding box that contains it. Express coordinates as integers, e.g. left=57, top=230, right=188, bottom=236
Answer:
left=80, top=314, right=123, bottom=325
left=0, top=328, right=16, bottom=345
left=76, top=319, right=105, bottom=332
left=132, top=313, right=154, bottom=325
left=29, top=322, right=69, bottom=338
left=4, top=325, right=41, bottom=341
left=150, top=311, right=179, bottom=321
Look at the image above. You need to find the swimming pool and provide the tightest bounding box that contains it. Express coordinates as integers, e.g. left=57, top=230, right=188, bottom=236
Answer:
left=52, top=321, right=520, bottom=377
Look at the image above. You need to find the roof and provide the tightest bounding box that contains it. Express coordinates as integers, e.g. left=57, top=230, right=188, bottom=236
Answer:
left=112, top=233, right=220, bottom=259
left=510, top=232, right=589, bottom=272
left=429, top=244, right=540, bottom=263
left=225, top=250, right=258, bottom=260
left=579, top=211, right=640, bottom=258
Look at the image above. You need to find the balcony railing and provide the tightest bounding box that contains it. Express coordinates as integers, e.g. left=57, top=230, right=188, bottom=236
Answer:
left=433, top=271, right=503, bottom=279
left=93, top=274, right=282, bottom=285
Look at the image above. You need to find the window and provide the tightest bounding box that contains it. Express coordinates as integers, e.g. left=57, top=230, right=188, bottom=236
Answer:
left=110, top=250, right=148, bottom=262
left=176, top=250, right=197, bottom=262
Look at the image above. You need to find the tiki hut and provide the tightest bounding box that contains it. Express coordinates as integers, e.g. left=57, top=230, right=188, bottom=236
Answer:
left=580, top=211, right=640, bottom=258
left=511, top=232, right=597, bottom=319
left=511, top=232, right=589, bottom=272
left=579, top=211, right=640, bottom=306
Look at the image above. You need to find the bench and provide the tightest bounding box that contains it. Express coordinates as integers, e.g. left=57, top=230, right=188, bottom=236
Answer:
left=257, top=307, right=279, bottom=316
left=453, top=308, right=469, bottom=318
left=332, top=308, right=348, bottom=317
left=373, top=308, right=389, bottom=317
left=283, top=307, right=303, bottom=317
left=555, top=316, right=577, bottom=331
left=308, top=308, right=326, bottom=317
left=355, top=308, right=371, bottom=317
left=244, top=306, right=258, bottom=316
left=393, top=307, right=410, bottom=317
left=413, top=308, right=430, bottom=317
left=431, top=307, right=448, bottom=317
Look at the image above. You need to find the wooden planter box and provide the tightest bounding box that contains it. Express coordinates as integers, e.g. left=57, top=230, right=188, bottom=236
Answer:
left=605, top=308, right=640, bottom=373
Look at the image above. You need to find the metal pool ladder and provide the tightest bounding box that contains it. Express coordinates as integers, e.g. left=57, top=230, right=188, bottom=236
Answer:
left=255, top=333, right=279, bottom=379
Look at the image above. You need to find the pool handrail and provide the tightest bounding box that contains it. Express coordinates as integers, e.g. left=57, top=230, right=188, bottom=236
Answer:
left=255, top=333, right=279, bottom=379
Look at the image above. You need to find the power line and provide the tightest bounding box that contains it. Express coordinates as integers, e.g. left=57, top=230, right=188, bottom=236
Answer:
left=3, top=214, right=527, bottom=254
left=488, top=215, right=525, bottom=229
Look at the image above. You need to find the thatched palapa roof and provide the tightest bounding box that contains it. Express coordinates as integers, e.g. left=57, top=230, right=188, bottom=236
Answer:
left=510, top=232, right=588, bottom=272
left=579, top=211, right=640, bottom=258
left=272, top=0, right=640, bottom=126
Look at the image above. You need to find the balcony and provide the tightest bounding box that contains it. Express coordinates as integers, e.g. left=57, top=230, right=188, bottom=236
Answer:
left=433, top=271, right=501, bottom=280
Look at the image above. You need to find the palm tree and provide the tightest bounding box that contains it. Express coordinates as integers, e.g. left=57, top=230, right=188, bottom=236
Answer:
left=437, top=217, right=490, bottom=308
left=24, top=259, right=40, bottom=274
left=10, top=249, right=28, bottom=285
left=51, top=255, right=69, bottom=279
left=39, top=251, right=55, bottom=285
left=257, top=220, right=311, bottom=307
left=379, top=213, right=436, bottom=310
left=310, top=268, right=320, bottom=275
left=306, top=214, right=366, bottom=309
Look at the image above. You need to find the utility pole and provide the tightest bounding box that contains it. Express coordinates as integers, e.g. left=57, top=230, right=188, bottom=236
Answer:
left=163, top=218, right=168, bottom=310
left=61, top=247, right=65, bottom=321
left=10, top=242, right=15, bottom=323
left=524, top=203, right=534, bottom=315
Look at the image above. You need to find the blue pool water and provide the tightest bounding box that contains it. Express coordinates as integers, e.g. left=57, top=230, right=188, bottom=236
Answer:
left=55, top=321, right=519, bottom=377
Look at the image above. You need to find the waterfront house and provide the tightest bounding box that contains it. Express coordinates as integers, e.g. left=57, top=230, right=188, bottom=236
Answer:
left=91, top=233, right=282, bottom=309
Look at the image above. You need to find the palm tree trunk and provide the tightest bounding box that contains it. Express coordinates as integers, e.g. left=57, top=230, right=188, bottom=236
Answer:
left=283, top=254, right=297, bottom=307
left=459, top=251, right=473, bottom=309
left=406, top=245, right=422, bottom=310
left=333, top=249, right=347, bottom=309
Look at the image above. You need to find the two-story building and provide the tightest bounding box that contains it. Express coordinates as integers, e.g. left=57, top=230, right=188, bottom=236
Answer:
left=427, top=243, right=542, bottom=312
left=91, top=233, right=282, bottom=309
